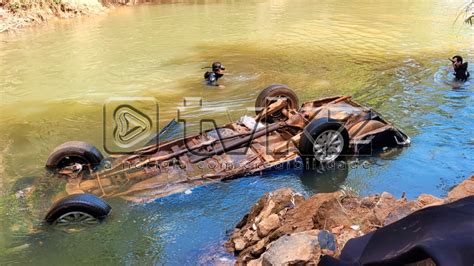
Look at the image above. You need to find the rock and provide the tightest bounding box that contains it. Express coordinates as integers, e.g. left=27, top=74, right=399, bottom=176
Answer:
left=318, top=230, right=336, bottom=252
left=360, top=210, right=381, bottom=232
left=313, top=198, right=353, bottom=229
left=256, top=199, right=276, bottom=222
left=331, top=225, right=344, bottom=234
left=261, top=230, right=321, bottom=265
left=227, top=176, right=474, bottom=264
left=360, top=194, right=380, bottom=209
left=417, top=194, right=444, bottom=206
left=243, top=229, right=255, bottom=240
left=373, top=192, right=397, bottom=223
left=239, top=188, right=302, bottom=230
left=361, top=197, right=376, bottom=208
left=247, top=257, right=263, bottom=266
left=233, top=237, right=246, bottom=251
left=257, top=189, right=304, bottom=222
left=243, top=229, right=260, bottom=246
left=321, top=249, right=335, bottom=256
left=251, top=239, right=267, bottom=256
left=447, top=176, right=474, bottom=202
left=383, top=204, right=413, bottom=226
left=257, top=213, right=280, bottom=237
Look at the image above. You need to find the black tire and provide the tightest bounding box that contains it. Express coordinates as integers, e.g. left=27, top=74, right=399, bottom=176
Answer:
left=45, top=141, right=104, bottom=169
left=255, top=84, right=299, bottom=122
left=298, top=118, right=349, bottom=162
left=45, top=193, right=111, bottom=225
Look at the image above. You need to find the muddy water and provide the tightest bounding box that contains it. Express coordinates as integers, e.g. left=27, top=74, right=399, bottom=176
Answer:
left=0, top=0, right=473, bottom=264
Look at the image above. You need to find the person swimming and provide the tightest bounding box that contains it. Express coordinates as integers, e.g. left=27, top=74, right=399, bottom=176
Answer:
left=450, top=55, right=470, bottom=81
left=203, top=62, right=225, bottom=87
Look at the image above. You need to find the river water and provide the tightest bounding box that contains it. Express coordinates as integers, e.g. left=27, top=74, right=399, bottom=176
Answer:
left=0, top=0, right=473, bottom=264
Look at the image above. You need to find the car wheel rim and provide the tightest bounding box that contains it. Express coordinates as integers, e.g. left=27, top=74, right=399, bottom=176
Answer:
left=313, top=130, right=344, bottom=162
left=55, top=211, right=99, bottom=227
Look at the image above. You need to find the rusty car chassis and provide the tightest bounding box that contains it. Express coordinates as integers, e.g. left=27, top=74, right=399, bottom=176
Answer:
left=43, top=85, right=410, bottom=227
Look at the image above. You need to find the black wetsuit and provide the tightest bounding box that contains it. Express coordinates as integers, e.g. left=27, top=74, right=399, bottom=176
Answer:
left=454, top=62, right=470, bottom=81
left=204, top=71, right=223, bottom=86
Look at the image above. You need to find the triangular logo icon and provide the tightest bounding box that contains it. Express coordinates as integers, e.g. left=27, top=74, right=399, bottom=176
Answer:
left=113, top=105, right=152, bottom=145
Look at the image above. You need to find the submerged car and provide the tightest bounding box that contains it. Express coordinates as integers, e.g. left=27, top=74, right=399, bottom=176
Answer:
left=43, top=85, right=410, bottom=227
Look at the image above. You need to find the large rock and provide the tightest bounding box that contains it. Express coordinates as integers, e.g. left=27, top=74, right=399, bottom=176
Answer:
left=261, top=230, right=321, bottom=265
left=226, top=188, right=304, bottom=257
left=383, top=202, right=413, bottom=226
left=236, top=188, right=304, bottom=229
left=257, top=214, right=280, bottom=237
left=226, top=175, right=474, bottom=265
left=247, top=257, right=263, bottom=266
left=233, top=237, right=247, bottom=251
left=313, top=198, right=353, bottom=229
left=272, top=192, right=343, bottom=238
left=373, top=192, right=397, bottom=224
left=447, top=176, right=474, bottom=201
left=251, top=239, right=268, bottom=256
left=417, top=194, right=444, bottom=207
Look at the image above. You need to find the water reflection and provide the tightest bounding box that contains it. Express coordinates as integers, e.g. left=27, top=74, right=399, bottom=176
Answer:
left=299, top=161, right=349, bottom=193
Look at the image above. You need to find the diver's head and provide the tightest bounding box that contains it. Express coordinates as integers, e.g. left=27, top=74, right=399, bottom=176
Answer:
left=212, top=61, right=225, bottom=74
left=452, top=55, right=463, bottom=67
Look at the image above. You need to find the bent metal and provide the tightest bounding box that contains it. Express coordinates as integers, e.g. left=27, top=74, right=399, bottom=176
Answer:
left=43, top=84, right=410, bottom=225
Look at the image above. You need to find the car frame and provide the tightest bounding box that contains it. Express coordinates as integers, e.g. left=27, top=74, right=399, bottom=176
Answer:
left=43, top=84, right=410, bottom=227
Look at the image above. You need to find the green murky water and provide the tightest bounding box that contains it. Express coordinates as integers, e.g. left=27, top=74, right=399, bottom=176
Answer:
left=0, top=0, right=473, bottom=264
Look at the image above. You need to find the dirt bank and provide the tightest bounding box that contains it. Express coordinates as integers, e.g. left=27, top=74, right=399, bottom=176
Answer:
left=225, top=175, right=474, bottom=265
left=0, top=0, right=112, bottom=33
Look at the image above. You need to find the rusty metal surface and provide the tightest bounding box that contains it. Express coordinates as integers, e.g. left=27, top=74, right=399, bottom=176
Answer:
left=58, top=96, right=409, bottom=202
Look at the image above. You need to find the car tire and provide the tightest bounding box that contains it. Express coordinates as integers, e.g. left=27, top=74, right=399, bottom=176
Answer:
left=45, top=141, right=104, bottom=170
left=45, top=193, right=111, bottom=225
left=255, top=84, right=299, bottom=122
left=299, top=118, right=349, bottom=162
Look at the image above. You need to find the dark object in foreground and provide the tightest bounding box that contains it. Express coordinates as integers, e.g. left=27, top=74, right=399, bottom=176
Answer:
left=319, top=196, right=474, bottom=266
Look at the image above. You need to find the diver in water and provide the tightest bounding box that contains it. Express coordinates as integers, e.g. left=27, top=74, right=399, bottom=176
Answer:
left=450, top=55, right=470, bottom=81
left=204, top=62, right=225, bottom=87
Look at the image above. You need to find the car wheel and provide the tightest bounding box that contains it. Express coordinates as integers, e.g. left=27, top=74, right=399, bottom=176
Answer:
left=255, top=84, right=299, bottom=122
left=45, top=193, right=111, bottom=227
left=299, top=118, right=349, bottom=163
left=45, top=141, right=104, bottom=171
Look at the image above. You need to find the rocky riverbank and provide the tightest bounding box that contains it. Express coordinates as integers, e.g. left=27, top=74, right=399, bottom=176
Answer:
left=225, top=175, right=474, bottom=265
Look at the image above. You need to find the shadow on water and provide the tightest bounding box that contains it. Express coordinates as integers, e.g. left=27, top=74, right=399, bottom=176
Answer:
left=299, top=161, right=349, bottom=194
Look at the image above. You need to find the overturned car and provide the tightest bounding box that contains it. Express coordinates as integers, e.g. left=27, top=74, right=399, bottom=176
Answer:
left=43, top=85, right=410, bottom=227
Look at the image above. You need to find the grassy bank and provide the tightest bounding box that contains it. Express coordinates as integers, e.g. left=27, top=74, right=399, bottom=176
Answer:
left=0, top=0, right=109, bottom=33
